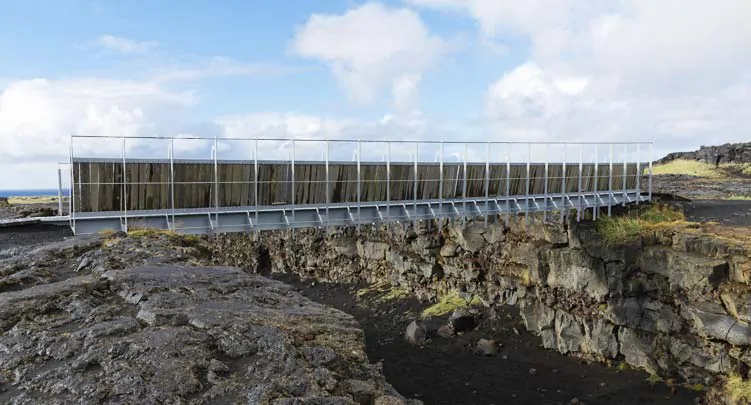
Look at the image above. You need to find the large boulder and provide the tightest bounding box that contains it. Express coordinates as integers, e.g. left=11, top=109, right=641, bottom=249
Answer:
left=0, top=265, right=413, bottom=404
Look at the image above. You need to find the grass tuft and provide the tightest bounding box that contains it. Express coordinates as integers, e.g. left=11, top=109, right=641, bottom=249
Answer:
left=421, top=291, right=482, bottom=319
left=356, top=282, right=411, bottom=303
left=596, top=204, right=686, bottom=246
left=727, top=373, right=751, bottom=404
left=645, top=373, right=663, bottom=385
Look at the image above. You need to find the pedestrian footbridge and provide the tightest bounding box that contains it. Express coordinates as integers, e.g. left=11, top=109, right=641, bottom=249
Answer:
left=48, top=136, right=654, bottom=235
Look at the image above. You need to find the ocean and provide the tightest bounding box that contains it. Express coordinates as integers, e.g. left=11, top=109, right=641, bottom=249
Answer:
left=0, top=189, right=71, bottom=198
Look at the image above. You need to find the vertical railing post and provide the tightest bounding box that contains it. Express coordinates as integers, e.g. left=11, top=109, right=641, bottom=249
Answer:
left=462, top=143, right=468, bottom=227
left=543, top=144, right=549, bottom=222
left=254, top=138, right=259, bottom=237
left=608, top=144, right=613, bottom=216
left=439, top=141, right=444, bottom=217
left=122, top=137, right=128, bottom=233
left=578, top=143, right=583, bottom=222
left=622, top=144, right=627, bottom=206
left=636, top=143, right=641, bottom=204
left=357, top=140, right=362, bottom=232
left=213, top=137, right=219, bottom=233
left=648, top=142, right=653, bottom=202
left=505, top=144, right=510, bottom=225
left=325, top=139, right=330, bottom=233
left=594, top=144, right=599, bottom=221
left=291, top=139, right=296, bottom=238
left=57, top=164, right=63, bottom=217
left=170, top=136, right=175, bottom=231
left=414, top=142, right=419, bottom=229
left=561, top=145, right=567, bottom=224
left=386, top=142, right=391, bottom=224
left=69, top=136, right=75, bottom=231
left=525, top=143, right=531, bottom=224
left=484, top=142, right=490, bottom=227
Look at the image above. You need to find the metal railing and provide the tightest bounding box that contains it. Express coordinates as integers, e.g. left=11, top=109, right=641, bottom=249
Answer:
left=64, top=135, right=653, bottom=235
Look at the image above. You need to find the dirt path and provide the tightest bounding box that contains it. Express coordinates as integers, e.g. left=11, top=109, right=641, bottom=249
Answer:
left=271, top=273, right=699, bottom=405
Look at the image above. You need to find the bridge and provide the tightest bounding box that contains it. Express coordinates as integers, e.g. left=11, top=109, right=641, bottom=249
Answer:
left=46, top=135, right=653, bottom=235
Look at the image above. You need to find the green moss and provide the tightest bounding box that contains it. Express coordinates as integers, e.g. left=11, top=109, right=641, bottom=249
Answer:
left=645, top=373, right=663, bottom=385
left=421, top=291, right=482, bottom=319
left=686, top=383, right=706, bottom=392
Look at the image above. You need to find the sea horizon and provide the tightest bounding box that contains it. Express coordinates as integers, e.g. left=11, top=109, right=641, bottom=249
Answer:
left=0, top=189, right=71, bottom=198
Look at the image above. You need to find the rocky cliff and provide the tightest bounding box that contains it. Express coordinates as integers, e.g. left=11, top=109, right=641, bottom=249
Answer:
left=657, top=142, right=751, bottom=165
left=212, top=212, right=751, bottom=403
left=0, top=233, right=419, bottom=405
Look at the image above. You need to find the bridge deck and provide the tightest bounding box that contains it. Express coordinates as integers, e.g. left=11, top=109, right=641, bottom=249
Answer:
left=65, top=189, right=646, bottom=235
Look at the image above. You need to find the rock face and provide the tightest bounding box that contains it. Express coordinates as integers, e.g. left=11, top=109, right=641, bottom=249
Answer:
left=212, top=214, right=751, bottom=389
left=0, top=236, right=416, bottom=404
left=657, top=142, right=751, bottom=165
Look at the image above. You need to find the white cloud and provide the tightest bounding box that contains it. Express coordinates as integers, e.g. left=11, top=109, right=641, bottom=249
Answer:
left=292, top=2, right=448, bottom=108
left=391, top=73, right=422, bottom=113
left=150, top=57, right=301, bottom=82
left=96, top=35, right=159, bottom=54
left=409, top=0, right=751, bottom=157
left=0, top=78, right=196, bottom=188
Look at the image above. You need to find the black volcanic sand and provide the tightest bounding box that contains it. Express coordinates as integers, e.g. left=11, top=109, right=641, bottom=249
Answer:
left=271, top=273, right=700, bottom=405
left=679, top=199, right=751, bottom=226
left=0, top=223, right=73, bottom=250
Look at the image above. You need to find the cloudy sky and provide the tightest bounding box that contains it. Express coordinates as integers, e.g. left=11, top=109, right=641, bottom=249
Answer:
left=1, top=0, right=750, bottom=189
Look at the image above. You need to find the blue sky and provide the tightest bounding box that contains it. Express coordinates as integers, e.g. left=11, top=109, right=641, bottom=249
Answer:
left=0, top=0, right=520, bottom=120
left=1, top=0, right=750, bottom=188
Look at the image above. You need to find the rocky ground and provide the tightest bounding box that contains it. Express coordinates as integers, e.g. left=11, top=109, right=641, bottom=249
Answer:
left=649, top=174, right=751, bottom=200
left=0, top=230, right=697, bottom=405
left=0, top=233, right=418, bottom=405
left=0, top=167, right=748, bottom=405
left=0, top=197, right=61, bottom=221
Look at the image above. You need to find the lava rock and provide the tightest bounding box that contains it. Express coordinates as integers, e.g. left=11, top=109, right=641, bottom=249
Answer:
left=405, top=320, right=428, bottom=345
left=475, top=339, right=499, bottom=356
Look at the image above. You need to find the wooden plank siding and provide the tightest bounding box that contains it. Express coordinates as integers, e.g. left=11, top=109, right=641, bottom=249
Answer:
left=71, top=161, right=642, bottom=212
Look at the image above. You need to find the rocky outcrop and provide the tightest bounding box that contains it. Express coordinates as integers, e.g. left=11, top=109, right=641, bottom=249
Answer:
left=212, top=215, right=751, bottom=391
left=0, top=235, right=420, bottom=405
left=657, top=142, right=751, bottom=165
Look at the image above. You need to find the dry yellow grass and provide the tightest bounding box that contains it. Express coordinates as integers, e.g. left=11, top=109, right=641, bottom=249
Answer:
left=650, top=159, right=751, bottom=179
left=7, top=195, right=60, bottom=205
left=421, top=291, right=482, bottom=319
left=726, top=373, right=751, bottom=404
left=596, top=204, right=687, bottom=245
